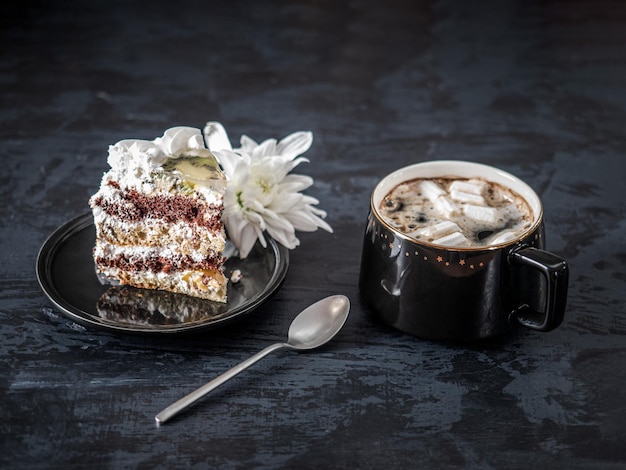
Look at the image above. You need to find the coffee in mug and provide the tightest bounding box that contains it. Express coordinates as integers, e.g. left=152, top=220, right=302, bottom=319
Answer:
left=359, top=160, right=568, bottom=341
left=379, top=177, right=533, bottom=248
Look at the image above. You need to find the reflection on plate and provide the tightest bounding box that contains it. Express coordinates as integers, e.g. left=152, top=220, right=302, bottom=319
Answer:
left=36, top=213, right=289, bottom=334
left=96, top=286, right=227, bottom=326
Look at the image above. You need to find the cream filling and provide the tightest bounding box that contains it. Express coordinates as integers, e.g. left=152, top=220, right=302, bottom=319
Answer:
left=93, top=215, right=225, bottom=252
left=94, top=242, right=222, bottom=266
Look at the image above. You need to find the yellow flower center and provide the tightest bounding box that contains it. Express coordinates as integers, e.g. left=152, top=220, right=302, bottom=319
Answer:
left=256, top=178, right=273, bottom=194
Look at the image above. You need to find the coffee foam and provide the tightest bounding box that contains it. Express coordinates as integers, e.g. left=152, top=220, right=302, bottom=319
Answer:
left=379, top=177, right=534, bottom=248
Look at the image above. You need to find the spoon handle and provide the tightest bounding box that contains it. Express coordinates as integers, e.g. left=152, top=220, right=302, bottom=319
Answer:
left=155, top=342, right=287, bottom=424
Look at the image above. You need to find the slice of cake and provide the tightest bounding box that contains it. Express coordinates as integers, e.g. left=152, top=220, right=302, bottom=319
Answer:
left=88, top=126, right=228, bottom=302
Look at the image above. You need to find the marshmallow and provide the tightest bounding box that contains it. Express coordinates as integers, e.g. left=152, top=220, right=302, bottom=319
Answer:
left=449, top=179, right=487, bottom=196
left=433, top=232, right=469, bottom=247
left=488, top=230, right=519, bottom=245
left=414, top=220, right=461, bottom=239
left=450, top=189, right=486, bottom=205
left=419, top=180, right=446, bottom=202
left=433, top=196, right=459, bottom=218
left=463, top=204, right=499, bottom=224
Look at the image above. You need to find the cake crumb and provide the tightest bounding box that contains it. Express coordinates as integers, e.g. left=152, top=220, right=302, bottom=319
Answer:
left=230, top=269, right=243, bottom=283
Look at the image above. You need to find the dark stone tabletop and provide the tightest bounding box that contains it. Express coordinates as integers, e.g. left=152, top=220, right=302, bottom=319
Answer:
left=2, top=0, right=625, bottom=468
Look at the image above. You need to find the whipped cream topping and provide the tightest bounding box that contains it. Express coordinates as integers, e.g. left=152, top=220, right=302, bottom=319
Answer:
left=107, top=126, right=205, bottom=177
left=97, top=126, right=225, bottom=205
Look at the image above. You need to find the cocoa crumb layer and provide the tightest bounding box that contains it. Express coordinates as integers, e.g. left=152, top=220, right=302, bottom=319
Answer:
left=91, top=188, right=223, bottom=230
left=95, top=251, right=223, bottom=274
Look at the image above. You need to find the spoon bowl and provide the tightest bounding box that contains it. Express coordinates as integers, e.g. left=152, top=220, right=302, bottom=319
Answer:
left=287, top=295, right=350, bottom=349
left=155, top=295, right=350, bottom=424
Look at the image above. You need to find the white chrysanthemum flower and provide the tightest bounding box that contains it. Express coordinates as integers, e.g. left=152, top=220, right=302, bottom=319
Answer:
left=203, top=122, right=333, bottom=258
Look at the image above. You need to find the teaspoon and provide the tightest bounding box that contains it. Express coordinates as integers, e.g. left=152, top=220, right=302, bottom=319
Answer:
left=155, top=294, right=350, bottom=424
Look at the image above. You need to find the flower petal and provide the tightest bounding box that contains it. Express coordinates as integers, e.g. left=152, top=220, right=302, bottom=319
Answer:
left=276, top=131, right=313, bottom=160
left=203, top=122, right=233, bottom=152
left=239, top=135, right=259, bottom=154
left=265, top=219, right=299, bottom=249
left=213, top=149, right=245, bottom=179
left=279, top=174, right=314, bottom=192
left=284, top=157, right=310, bottom=174
left=253, top=138, right=278, bottom=158
left=237, top=224, right=261, bottom=258
left=287, top=208, right=333, bottom=233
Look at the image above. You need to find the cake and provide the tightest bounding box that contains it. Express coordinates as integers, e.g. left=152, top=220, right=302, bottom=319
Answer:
left=88, top=126, right=228, bottom=302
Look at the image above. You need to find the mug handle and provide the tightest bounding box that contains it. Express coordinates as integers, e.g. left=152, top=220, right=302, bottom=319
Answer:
left=508, top=247, right=569, bottom=332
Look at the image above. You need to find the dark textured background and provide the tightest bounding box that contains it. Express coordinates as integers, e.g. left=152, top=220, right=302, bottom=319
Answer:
left=2, top=1, right=626, bottom=468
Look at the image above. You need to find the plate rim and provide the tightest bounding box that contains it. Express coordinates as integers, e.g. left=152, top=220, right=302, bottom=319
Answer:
left=36, top=213, right=289, bottom=335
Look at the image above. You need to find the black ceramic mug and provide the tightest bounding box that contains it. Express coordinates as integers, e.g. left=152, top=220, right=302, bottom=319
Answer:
left=359, top=160, right=568, bottom=341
